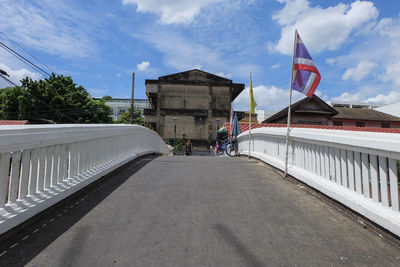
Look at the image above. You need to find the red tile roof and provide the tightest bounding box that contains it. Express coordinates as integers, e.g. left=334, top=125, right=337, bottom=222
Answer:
left=0, top=120, right=30, bottom=125
left=225, top=122, right=400, bottom=134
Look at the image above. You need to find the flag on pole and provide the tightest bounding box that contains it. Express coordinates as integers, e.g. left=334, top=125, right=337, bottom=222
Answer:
left=249, top=73, right=257, bottom=114
left=229, top=103, right=233, bottom=135
left=292, top=33, right=321, bottom=97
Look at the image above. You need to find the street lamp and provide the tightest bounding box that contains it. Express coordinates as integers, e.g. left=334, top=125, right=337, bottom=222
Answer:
left=173, top=117, right=177, bottom=154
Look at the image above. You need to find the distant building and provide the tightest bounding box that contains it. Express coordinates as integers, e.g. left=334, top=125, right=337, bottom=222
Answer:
left=375, top=102, right=400, bottom=118
left=144, top=69, right=245, bottom=146
left=254, top=110, right=275, bottom=123
left=327, top=100, right=381, bottom=109
left=238, top=112, right=258, bottom=123
left=263, top=95, right=400, bottom=128
left=95, top=98, right=151, bottom=121
left=331, top=107, right=400, bottom=128
left=263, top=95, right=338, bottom=125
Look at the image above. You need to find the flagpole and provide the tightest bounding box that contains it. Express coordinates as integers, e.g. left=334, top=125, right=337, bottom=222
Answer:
left=284, top=29, right=297, bottom=177
left=248, top=73, right=252, bottom=158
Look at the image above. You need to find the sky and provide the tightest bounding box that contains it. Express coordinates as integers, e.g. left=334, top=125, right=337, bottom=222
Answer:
left=1, top=0, right=400, bottom=112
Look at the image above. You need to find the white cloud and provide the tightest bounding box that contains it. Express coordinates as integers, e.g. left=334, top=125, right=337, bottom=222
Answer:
left=342, top=60, right=376, bottom=82
left=132, top=30, right=223, bottom=72
left=233, top=84, right=304, bottom=111
left=0, top=63, right=42, bottom=87
left=137, top=61, right=150, bottom=71
left=0, top=0, right=97, bottom=58
left=216, top=72, right=232, bottom=79
left=271, top=0, right=378, bottom=55
left=271, top=63, right=281, bottom=69
left=122, top=0, right=223, bottom=25
left=383, top=61, right=400, bottom=86
left=331, top=90, right=400, bottom=105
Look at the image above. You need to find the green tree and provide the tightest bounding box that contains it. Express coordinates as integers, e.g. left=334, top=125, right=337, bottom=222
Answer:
left=0, top=73, right=113, bottom=124
left=115, top=108, right=145, bottom=126
left=101, top=95, right=113, bottom=101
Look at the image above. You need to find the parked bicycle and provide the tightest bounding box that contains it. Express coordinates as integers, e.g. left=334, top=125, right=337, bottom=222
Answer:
left=215, top=138, right=236, bottom=157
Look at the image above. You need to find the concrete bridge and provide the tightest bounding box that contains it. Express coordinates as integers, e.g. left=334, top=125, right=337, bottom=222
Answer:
left=1, top=125, right=400, bottom=266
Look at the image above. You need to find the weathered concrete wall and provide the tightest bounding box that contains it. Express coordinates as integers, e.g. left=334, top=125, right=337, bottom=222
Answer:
left=163, top=115, right=209, bottom=140
left=161, top=84, right=209, bottom=110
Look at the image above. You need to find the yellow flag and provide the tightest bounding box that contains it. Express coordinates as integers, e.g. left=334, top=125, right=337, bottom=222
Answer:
left=249, top=73, right=257, bottom=114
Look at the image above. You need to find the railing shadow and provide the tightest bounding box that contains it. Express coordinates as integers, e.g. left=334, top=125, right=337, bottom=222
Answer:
left=213, top=224, right=265, bottom=267
left=0, top=154, right=156, bottom=267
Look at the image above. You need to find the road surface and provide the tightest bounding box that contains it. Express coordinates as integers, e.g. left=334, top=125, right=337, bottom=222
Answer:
left=1, top=155, right=400, bottom=266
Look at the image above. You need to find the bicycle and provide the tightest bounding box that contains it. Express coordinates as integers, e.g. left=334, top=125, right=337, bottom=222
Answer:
left=215, top=138, right=236, bottom=157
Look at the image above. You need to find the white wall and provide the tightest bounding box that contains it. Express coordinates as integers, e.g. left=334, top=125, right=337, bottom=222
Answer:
left=375, top=103, right=400, bottom=118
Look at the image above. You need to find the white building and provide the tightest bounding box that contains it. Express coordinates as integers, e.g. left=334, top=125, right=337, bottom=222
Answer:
left=255, top=110, right=276, bottom=123
left=327, top=100, right=382, bottom=109
left=96, top=98, right=151, bottom=121
left=375, top=102, right=400, bottom=118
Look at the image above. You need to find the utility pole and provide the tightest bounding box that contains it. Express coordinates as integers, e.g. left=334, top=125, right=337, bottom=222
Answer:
left=130, top=72, right=135, bottom=124
left=173, top=118, right=177, bottom=155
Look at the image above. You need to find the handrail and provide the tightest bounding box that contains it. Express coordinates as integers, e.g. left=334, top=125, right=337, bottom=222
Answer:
left=0, top=124, right=169, bottom=234
left=238, top=127, right=400, bottom=236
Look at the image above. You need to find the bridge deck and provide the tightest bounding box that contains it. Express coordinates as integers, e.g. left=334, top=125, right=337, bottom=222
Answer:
left=1, top=155, right=400, bottom=266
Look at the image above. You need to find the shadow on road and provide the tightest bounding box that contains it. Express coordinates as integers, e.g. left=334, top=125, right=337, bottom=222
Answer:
left=214, top=224, right=266, bottom=267
left=0, top=155, right=156, bottom=267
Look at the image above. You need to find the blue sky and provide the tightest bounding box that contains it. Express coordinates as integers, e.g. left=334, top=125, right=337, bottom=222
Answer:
left=1, top=0, right=400, bottom=112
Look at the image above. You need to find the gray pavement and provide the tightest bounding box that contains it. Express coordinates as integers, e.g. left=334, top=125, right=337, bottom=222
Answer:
left=1, top=155, right=400, bottom=266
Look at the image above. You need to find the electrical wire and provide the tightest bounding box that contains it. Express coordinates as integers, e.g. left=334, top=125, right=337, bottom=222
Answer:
left=0, top=42, right=50, bottom=77
left=0, top=73, right=18, bottom=87
left=0, top=31, right=56, bottom=74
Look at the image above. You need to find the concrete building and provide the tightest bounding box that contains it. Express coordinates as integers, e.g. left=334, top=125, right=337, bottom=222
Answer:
left=144, top=69, right=245, bottom=146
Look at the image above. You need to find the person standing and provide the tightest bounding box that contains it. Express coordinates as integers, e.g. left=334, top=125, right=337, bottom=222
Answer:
left=185, top=139, right=193, bottom=156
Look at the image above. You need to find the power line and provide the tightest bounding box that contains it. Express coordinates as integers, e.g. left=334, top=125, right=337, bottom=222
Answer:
left=0, top=73, right=18, bottom=87
left=0, top=31, right=56, bottom=74
left=0, top=42, right=50, bottom=77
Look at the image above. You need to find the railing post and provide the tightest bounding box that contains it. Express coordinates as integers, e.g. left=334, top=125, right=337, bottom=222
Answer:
left=0, top=153, right=11, bottom=207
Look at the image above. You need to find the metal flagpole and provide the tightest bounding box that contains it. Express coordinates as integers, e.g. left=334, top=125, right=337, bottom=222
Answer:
left=284, top=29, right=298, bottom=177
left=248, top=72, right=252, bottom=158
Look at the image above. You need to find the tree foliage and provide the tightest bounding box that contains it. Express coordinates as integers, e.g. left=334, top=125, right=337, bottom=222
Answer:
left=115, top=108, right=145, bottom=126
left=0, top=73, right=113, bottom=124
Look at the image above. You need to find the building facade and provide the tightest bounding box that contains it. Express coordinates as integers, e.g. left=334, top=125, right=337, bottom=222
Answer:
left=263, top=95, right=338, bottom=125
left=263, top=95, right=400, bottom=128
left=96, top=98, right=151, bottom=121
left=144, top=69, right=244, bottom=146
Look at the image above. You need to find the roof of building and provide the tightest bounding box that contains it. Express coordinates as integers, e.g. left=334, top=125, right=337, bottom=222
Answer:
left=0, top=120, right=29, bottom=125
left=333, top=107, right=400, bottom=121
left=226, top=122, right=400, bottom=134
left=145, top=69, right=245, bottom=101
left=263, top=95, right=338, bottom=123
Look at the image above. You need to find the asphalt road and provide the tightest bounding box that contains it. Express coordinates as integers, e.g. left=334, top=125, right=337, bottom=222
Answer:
left=1, top=155, right=400, bottom=266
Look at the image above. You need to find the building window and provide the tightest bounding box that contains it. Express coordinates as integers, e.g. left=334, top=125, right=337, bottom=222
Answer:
left=381, top=122, right=390, bottom=128
left=297, top=121, right=323, bottom=125
left=355, top=122, right=365, bottom=127
left=333, top=121, right=343, bottom=126
left=119, top=109, right=126, bottom=114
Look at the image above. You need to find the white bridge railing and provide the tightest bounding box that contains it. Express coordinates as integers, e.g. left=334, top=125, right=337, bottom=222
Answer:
left=0, top=124, right=168, bottom=234
left=238, top=127, right=400, bottom=236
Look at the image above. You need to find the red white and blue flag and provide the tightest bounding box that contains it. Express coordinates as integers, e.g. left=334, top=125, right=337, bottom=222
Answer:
left=292, top=33, right=321, bottom=97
